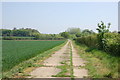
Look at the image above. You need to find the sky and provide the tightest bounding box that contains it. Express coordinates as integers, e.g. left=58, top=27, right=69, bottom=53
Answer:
left=2, top=2, right=118, bottom=34
left=118, top=2, right=120, bottom=31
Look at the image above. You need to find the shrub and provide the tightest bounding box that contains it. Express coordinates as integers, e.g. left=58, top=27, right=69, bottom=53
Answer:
left=76, top=34, right=98, bottom=48
left=2, top=36, right=14, bottom=40
left=103, top=33, right=120, bottom=56
left=76, top=33, right=120, bottom=56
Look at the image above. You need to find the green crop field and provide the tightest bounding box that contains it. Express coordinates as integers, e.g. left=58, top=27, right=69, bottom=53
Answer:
left=2, top=40, right=65, bottom=72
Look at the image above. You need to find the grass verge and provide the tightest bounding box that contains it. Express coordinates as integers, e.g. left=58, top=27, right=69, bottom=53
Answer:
left=73, top=40, right=119, bottom=78
left=2, top=40, right=67, bottom=78
left=70, top=42, right=74, bottom=79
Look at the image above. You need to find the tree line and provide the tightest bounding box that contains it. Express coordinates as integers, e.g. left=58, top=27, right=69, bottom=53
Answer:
left=0, top=28, right=65, bottom=40
left=60, top=27, right=95, bottom=39
left=1, top=28, right=40, bottom=37
left=1, top=23, right=118, bottom=40
left=0, top=27, right=96, bottom=40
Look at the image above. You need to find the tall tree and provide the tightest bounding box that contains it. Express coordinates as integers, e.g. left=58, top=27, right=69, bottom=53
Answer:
left=66, top=27, right=81, bottom=34
left=60, top=32, right=70, bottom=39
left=82, top=29, right=95, bottom=36
left=96, top=21, right=111, bottom=49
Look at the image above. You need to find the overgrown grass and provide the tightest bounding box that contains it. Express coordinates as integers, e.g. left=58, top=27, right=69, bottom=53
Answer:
left=70, top=43, right=74, bottom=78
left=73, top=41, right=119, bottom=78
left=52, top=62, right=71, bottom=77
left=2, top=40, right=67, bottom=78
left=52, top=42, right=72, bottom=77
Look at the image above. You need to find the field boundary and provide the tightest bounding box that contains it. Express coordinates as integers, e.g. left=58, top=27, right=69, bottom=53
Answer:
left=14, top=40, right=66, bottom=41
left=2, top=40, right=67, bottom=78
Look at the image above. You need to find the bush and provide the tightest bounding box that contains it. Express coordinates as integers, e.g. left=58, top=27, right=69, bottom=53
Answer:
left=103, top=33, right=120, bottom=56
left=76, top=34, right=98, bottom=48
left=76, top=33, right=120, bottom=56
left=2, top=37, right=14, bottom=40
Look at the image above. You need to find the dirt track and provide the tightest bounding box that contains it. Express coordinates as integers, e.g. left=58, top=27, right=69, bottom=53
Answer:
left=28, top=40, right=88, bottom=78
left=70, top=41, right=88, bottom=78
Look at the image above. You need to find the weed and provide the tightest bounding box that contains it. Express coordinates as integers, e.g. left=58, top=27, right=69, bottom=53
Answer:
left=73, top=41, right=119, bottom=78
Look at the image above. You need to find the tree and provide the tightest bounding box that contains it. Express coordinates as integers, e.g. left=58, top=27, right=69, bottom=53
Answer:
left=60, top=32, right=70, bottom=39
left=34, top=34, right=40, bottom=40
left=2, top=29, right=11, bottom=36
left=96, top=21, right=111, bottom=49
left=66, top=27, right=81, bottom=35
left=76, top=33, right=81, bottom=37
left=96, top=21, right=110, bottom=33
left=13, top=27, right=17, bottom=30
left=82, top=29, right=95, bottom=36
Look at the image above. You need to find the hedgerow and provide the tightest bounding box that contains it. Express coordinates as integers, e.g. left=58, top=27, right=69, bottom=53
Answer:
left=76, top=33, right=120, bottom=56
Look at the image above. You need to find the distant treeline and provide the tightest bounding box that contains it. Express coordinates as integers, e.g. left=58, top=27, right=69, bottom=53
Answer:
left=1, top=25, right=119, bottom=40
left=0, top=27, right=96, bottom=40
left=0, top=28, right=64, bottom=40
left=1, top=28, right=40, bottom=37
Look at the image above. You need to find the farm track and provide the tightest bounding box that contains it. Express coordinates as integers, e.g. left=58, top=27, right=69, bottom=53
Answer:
left=28, top=40, right=88, bottom=78
left=70, top=41, right=88, bottom=78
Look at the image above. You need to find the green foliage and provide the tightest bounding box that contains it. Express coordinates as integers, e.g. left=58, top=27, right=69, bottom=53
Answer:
left=2, top=40, right=65, bottom=72
left=73, top=41, right=119, bottom=78
left=2, top=36, right=35, bottom=40
left=96, top=21, right=110, bottom=33
left=76, top=34, right=98, bottom=48
left=34, top=34, right=40, bottom=40
left=76, top=33, right=120, bottom=56
left=1, top=28, right=65, bottom=40
left=65, top=27, right=82, bottom=39
left=96, top=21, right=111, bottom=49
left=1, top=28, right=40, bottom=37
left=76, top=33, right=81, bottom=37
left=81, top=29, right=95, bottom=36
left=60, top=32, right=70, bottom=39
left=35, top=34, right=64, bottom=40
left=1, top=29, right=12, bottom=36
left=67, top=27, right=81, bottom=34
left=72, top=29, right=95, bottom=38
left=75, top=21, right=120, bottom=56
left=103, top=33, right=120, bottom=56
left=2, top=36, right=14, bottom=40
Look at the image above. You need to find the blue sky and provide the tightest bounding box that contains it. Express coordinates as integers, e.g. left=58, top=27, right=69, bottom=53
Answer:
left=2, top=2, right=118, bottom=34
